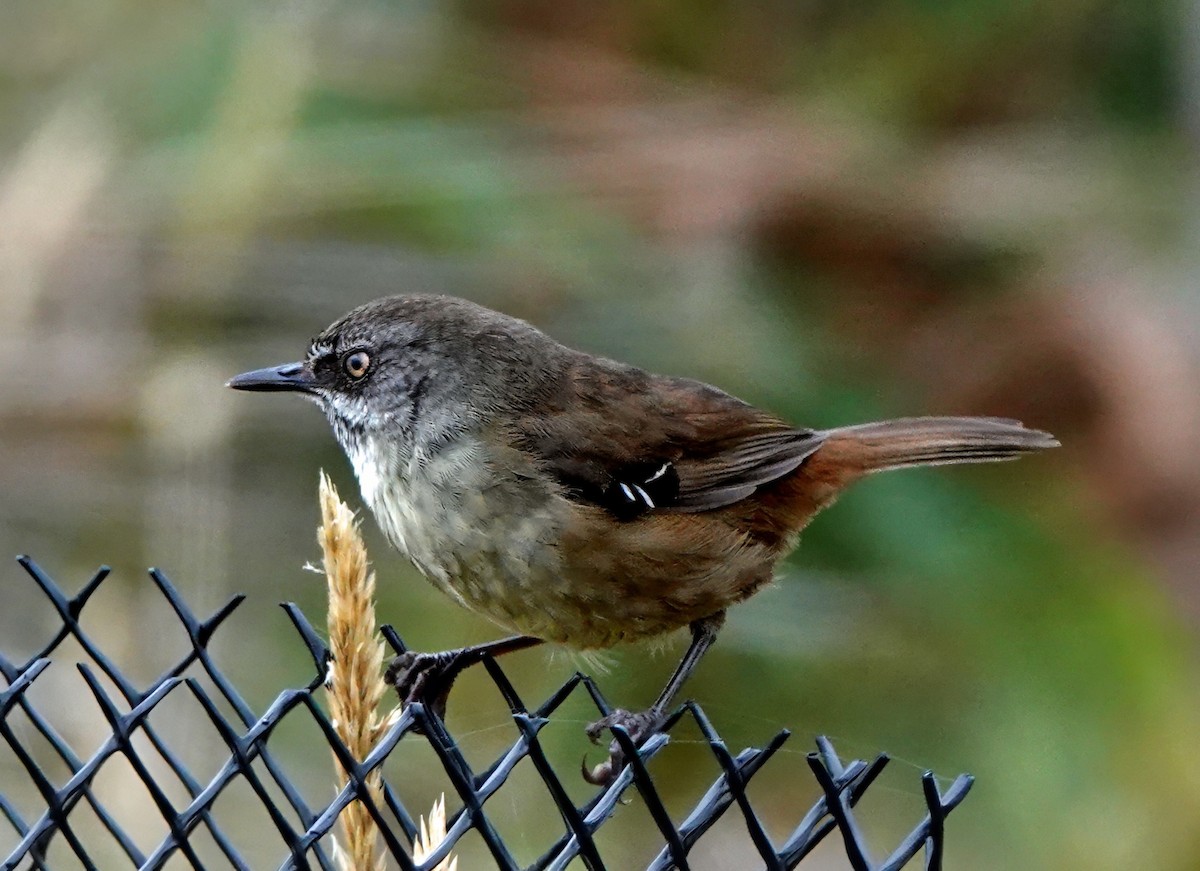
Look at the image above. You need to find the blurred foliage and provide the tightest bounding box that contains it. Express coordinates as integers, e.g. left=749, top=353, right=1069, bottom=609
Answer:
left=2, top=0, right=1200, bottom=869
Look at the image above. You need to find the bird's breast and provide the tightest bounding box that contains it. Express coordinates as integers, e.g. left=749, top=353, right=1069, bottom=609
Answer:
left=346, top=432, right=574, bottom=633
left=343, top=433, right=776, bottom=649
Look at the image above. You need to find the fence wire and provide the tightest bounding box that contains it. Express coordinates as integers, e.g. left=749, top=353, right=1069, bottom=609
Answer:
left=1, top=557, right=972, bottom=870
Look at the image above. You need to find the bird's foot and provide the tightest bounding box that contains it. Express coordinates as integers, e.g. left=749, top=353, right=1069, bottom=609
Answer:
left=582, top=708, right=667, bottom=786
left=384, top=650, right=467, bottom=722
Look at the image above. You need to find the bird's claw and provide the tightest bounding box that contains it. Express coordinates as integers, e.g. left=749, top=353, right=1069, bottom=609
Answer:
left=581, top=708, right=666, bottom=786
left=384, top=650, right=459, bottom=722
left=582, top=755, right=618, bottom=787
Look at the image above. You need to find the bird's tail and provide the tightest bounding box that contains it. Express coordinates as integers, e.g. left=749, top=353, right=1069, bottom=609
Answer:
left=819, top=416, right=1059, bottom=475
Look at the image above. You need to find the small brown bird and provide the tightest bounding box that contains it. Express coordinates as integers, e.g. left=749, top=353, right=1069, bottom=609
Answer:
left=228, top=295, right=1058, bottom=783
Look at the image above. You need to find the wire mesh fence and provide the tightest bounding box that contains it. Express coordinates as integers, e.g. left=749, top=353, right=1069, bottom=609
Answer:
left=1, top=556, right=972, bottom=870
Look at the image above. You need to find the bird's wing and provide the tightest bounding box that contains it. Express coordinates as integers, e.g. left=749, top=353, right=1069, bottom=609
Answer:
left=671, top=426, right=824, bottom=510
left=508, top=358, right=824, bottom=517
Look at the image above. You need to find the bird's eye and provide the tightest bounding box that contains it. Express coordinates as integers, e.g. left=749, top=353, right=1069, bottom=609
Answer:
left=343, top=351, right=371, bottom=380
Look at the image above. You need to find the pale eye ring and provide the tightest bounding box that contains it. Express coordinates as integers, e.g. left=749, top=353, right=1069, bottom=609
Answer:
left=343, top=350, right=371, bottom=380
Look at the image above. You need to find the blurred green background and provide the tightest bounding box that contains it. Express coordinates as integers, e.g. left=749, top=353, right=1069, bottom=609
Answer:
left=3, top=1, right=1200, bottom=868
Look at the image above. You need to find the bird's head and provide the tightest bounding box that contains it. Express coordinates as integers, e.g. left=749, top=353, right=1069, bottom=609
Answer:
left=227, top=294, right=555, bottom=453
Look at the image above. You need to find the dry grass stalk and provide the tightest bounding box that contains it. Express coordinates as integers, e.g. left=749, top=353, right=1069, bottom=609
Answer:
left=319, top=471, right=392, bottom=871
left=319, top=472, right=459, bottom=870
left=413, top=794, right=458, bottom=871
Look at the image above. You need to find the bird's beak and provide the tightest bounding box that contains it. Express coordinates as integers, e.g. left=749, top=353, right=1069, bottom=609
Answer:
left=226, top=362, right=315, bottom=393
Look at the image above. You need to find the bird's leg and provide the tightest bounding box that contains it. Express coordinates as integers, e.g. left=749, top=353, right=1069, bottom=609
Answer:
left=385, top=635, right=543, bottom=721
left=584, top=611, right=725, bottom=786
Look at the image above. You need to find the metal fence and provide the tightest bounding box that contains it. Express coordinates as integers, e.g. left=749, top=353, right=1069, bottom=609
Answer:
left=1, top=557, right=972, bottom=870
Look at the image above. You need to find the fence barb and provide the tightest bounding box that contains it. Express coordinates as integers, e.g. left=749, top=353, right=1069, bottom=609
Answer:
left=1, top=559, right=973, bottom=870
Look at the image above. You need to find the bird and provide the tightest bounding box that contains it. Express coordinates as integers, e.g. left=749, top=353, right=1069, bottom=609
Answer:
left=228, top=294, right=1058, bottom=784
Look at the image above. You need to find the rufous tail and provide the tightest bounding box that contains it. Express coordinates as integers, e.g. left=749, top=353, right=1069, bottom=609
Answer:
left=820, top=416, right=1059, bottom=474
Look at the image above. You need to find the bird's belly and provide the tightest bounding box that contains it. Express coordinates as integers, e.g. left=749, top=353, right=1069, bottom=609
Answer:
left=352, top=437, right=771, bottom=649
left=353, top=438, right=615, bottom=645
